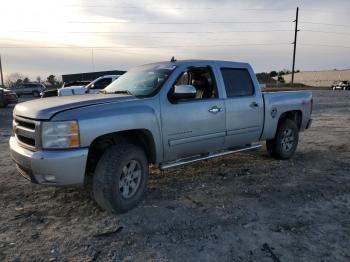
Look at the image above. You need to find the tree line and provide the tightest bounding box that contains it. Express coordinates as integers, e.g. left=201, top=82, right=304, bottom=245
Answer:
left=256, top=69, right=300, bottom=85
left=4, top=73, right=62, bottom=88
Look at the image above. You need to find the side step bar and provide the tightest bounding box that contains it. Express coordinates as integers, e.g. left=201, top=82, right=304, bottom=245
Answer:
left=159, top=144, right=262, bottom=170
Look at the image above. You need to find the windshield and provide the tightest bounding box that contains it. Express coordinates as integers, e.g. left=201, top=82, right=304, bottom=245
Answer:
left=104, top=64, right=176, bottom=97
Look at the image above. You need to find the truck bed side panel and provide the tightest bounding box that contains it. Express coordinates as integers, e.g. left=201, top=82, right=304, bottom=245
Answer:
left=261, top=91, right=312, bottom=140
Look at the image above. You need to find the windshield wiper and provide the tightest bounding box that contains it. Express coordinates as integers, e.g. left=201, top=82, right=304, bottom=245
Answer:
left=106, top=90, right=133, bottom=95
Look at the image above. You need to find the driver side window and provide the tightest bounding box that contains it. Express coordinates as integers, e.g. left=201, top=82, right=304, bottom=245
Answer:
left=171, top=67, right=218, bottom=101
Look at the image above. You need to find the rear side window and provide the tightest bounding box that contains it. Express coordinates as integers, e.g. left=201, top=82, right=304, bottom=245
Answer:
left=220, top=68, right=254, bottom=97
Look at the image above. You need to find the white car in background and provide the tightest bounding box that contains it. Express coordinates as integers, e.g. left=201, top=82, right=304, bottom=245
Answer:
left=58, top=75, right=120, bottom=96
left=332, top=80, right=350, bottom=91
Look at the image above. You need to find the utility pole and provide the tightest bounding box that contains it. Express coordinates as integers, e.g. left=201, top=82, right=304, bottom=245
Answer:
left=291, top=7, right=299, bottom=88
left=91, top=48, right=95, bottom=72
left=0, top=55, right=4, bottom=87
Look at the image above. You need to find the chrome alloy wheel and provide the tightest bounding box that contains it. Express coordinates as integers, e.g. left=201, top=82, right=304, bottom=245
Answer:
left=119, top=160, right=142, bottom=199
left=281, top=128, right=294, bottom=152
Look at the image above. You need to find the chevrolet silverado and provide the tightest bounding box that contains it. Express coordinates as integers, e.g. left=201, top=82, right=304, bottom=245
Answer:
left=9, top=60, right=312, bottom=213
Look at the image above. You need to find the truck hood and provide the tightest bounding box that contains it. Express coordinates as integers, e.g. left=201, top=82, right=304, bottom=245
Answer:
left=14, top=94, right=136, bottom=120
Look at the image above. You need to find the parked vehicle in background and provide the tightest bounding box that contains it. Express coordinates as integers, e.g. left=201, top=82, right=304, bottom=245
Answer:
left=0, top=87, right=18, bottom=108
left=40, top=89, right=58, bottom=98
left=58, top=75, right=120, bottom=96
left=332, top=80, right=350, bottom=90
left=332, top=81, right=340, bottom=90
left=12, top=83, right=46, bottom=97
left=9, top=60, right=313, bottom=213
left=41, top=81, right=91, bottom=98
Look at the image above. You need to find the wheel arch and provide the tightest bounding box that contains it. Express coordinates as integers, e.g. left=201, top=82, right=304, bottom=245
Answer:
left=277, top=110, right=302, bottom=130
left=86, top=129, right=157, bottom=173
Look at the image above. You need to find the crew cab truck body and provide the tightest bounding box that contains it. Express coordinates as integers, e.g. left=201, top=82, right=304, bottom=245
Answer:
left=9, top=60, right=312, bottom=213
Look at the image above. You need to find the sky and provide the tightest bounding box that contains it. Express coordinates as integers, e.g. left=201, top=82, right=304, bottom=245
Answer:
left=0, top=0, right=350, bottom=80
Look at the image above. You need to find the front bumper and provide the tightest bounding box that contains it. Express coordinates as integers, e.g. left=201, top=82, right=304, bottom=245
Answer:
left=9, top=136, right=88, bottom=186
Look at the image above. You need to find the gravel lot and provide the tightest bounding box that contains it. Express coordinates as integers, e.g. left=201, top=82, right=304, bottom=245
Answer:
left=0, top=91, right=349, bottom=262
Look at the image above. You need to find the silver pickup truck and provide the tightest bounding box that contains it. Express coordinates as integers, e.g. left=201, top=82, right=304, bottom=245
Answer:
left=9, top=60, right=312, bottom=213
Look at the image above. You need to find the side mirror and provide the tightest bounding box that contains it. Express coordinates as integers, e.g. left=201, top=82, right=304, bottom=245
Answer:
left=172, top=84, right=196, bottom=99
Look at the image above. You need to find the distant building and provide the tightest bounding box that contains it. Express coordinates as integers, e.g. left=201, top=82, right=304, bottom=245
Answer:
left=281, top=69, right=350, bottom=87
left=62, top=70, right=126, bottom=83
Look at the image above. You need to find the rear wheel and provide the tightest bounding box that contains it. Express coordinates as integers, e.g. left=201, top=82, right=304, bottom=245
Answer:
left=93, top=144, right=148, bottom=213
left=266, top=119, right=299, bottom=160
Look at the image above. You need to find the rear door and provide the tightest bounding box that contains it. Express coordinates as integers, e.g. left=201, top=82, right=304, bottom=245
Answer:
left=217, top=65, right=264, bottom=147
left=24, top=84, right=35, bottom=94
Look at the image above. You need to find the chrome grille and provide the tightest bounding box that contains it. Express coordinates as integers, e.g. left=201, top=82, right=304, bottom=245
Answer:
left=13, top=116, right=40, bottom=150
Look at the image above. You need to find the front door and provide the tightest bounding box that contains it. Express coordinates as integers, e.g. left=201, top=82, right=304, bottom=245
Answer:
left=160, top=66, right=226, bottom=162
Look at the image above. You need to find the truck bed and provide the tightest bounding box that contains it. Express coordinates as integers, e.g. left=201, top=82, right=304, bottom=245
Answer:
left=260, top=90, right=313, bottom=140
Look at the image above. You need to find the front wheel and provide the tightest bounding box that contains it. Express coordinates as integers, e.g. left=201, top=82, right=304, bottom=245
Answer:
left=266, top=119, right=299, bottom=160
left=33, top=91, right=40, bottom=97
left=93, top=144, right=149, bottom=213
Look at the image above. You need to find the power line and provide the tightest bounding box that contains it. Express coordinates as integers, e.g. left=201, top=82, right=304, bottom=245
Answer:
left=0, top=43, right=291, bottom=49
left=302, top=30, right=350, bottom=36
left=301, top=21, right=350, bottom=28
left=59, top=5, right=296, bottom=11
left=52, top=5, right=349, bottom=15
left=62, top=20, right=292, bottom=24
left=300, top=43, right=350, bottom=49
left=4, top=29, right=295, bottom=34
left=3, top=43, right=349, bottom=50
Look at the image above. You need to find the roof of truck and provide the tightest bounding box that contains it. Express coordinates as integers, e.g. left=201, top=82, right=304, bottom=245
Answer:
left=141, top=59, right=251, bottom=68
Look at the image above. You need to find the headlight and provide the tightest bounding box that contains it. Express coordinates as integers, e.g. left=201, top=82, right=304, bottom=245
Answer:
left=42, top=121, right=80, bottom=149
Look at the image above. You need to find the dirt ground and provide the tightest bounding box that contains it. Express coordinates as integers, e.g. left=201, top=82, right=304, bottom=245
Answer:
left=0, top=91, right=349, bottom=262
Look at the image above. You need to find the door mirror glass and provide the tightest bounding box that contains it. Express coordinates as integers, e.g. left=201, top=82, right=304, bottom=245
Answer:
left=172, top=84, right=196, bottom=99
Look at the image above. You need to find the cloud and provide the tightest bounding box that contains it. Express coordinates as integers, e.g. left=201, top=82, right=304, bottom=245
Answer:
left=0, top=0, right=349, bottom=79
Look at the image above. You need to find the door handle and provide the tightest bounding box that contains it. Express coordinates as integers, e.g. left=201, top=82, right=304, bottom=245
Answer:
left=208, top=106, right=223, bottom=113
left=250, top=102, right=259, bottom=108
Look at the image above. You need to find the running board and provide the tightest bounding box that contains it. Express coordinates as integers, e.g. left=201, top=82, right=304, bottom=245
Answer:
left=159, top=144, right=262, bottom=170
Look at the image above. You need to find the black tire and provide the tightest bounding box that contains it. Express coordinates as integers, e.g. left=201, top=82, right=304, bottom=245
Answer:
left=266, top=119, right=299, bottom=160
left=93, top=144, right=149, bottom=213
left=33, top=91, right=40, bottom=97
left=0, top=100, right=4, bottom=108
